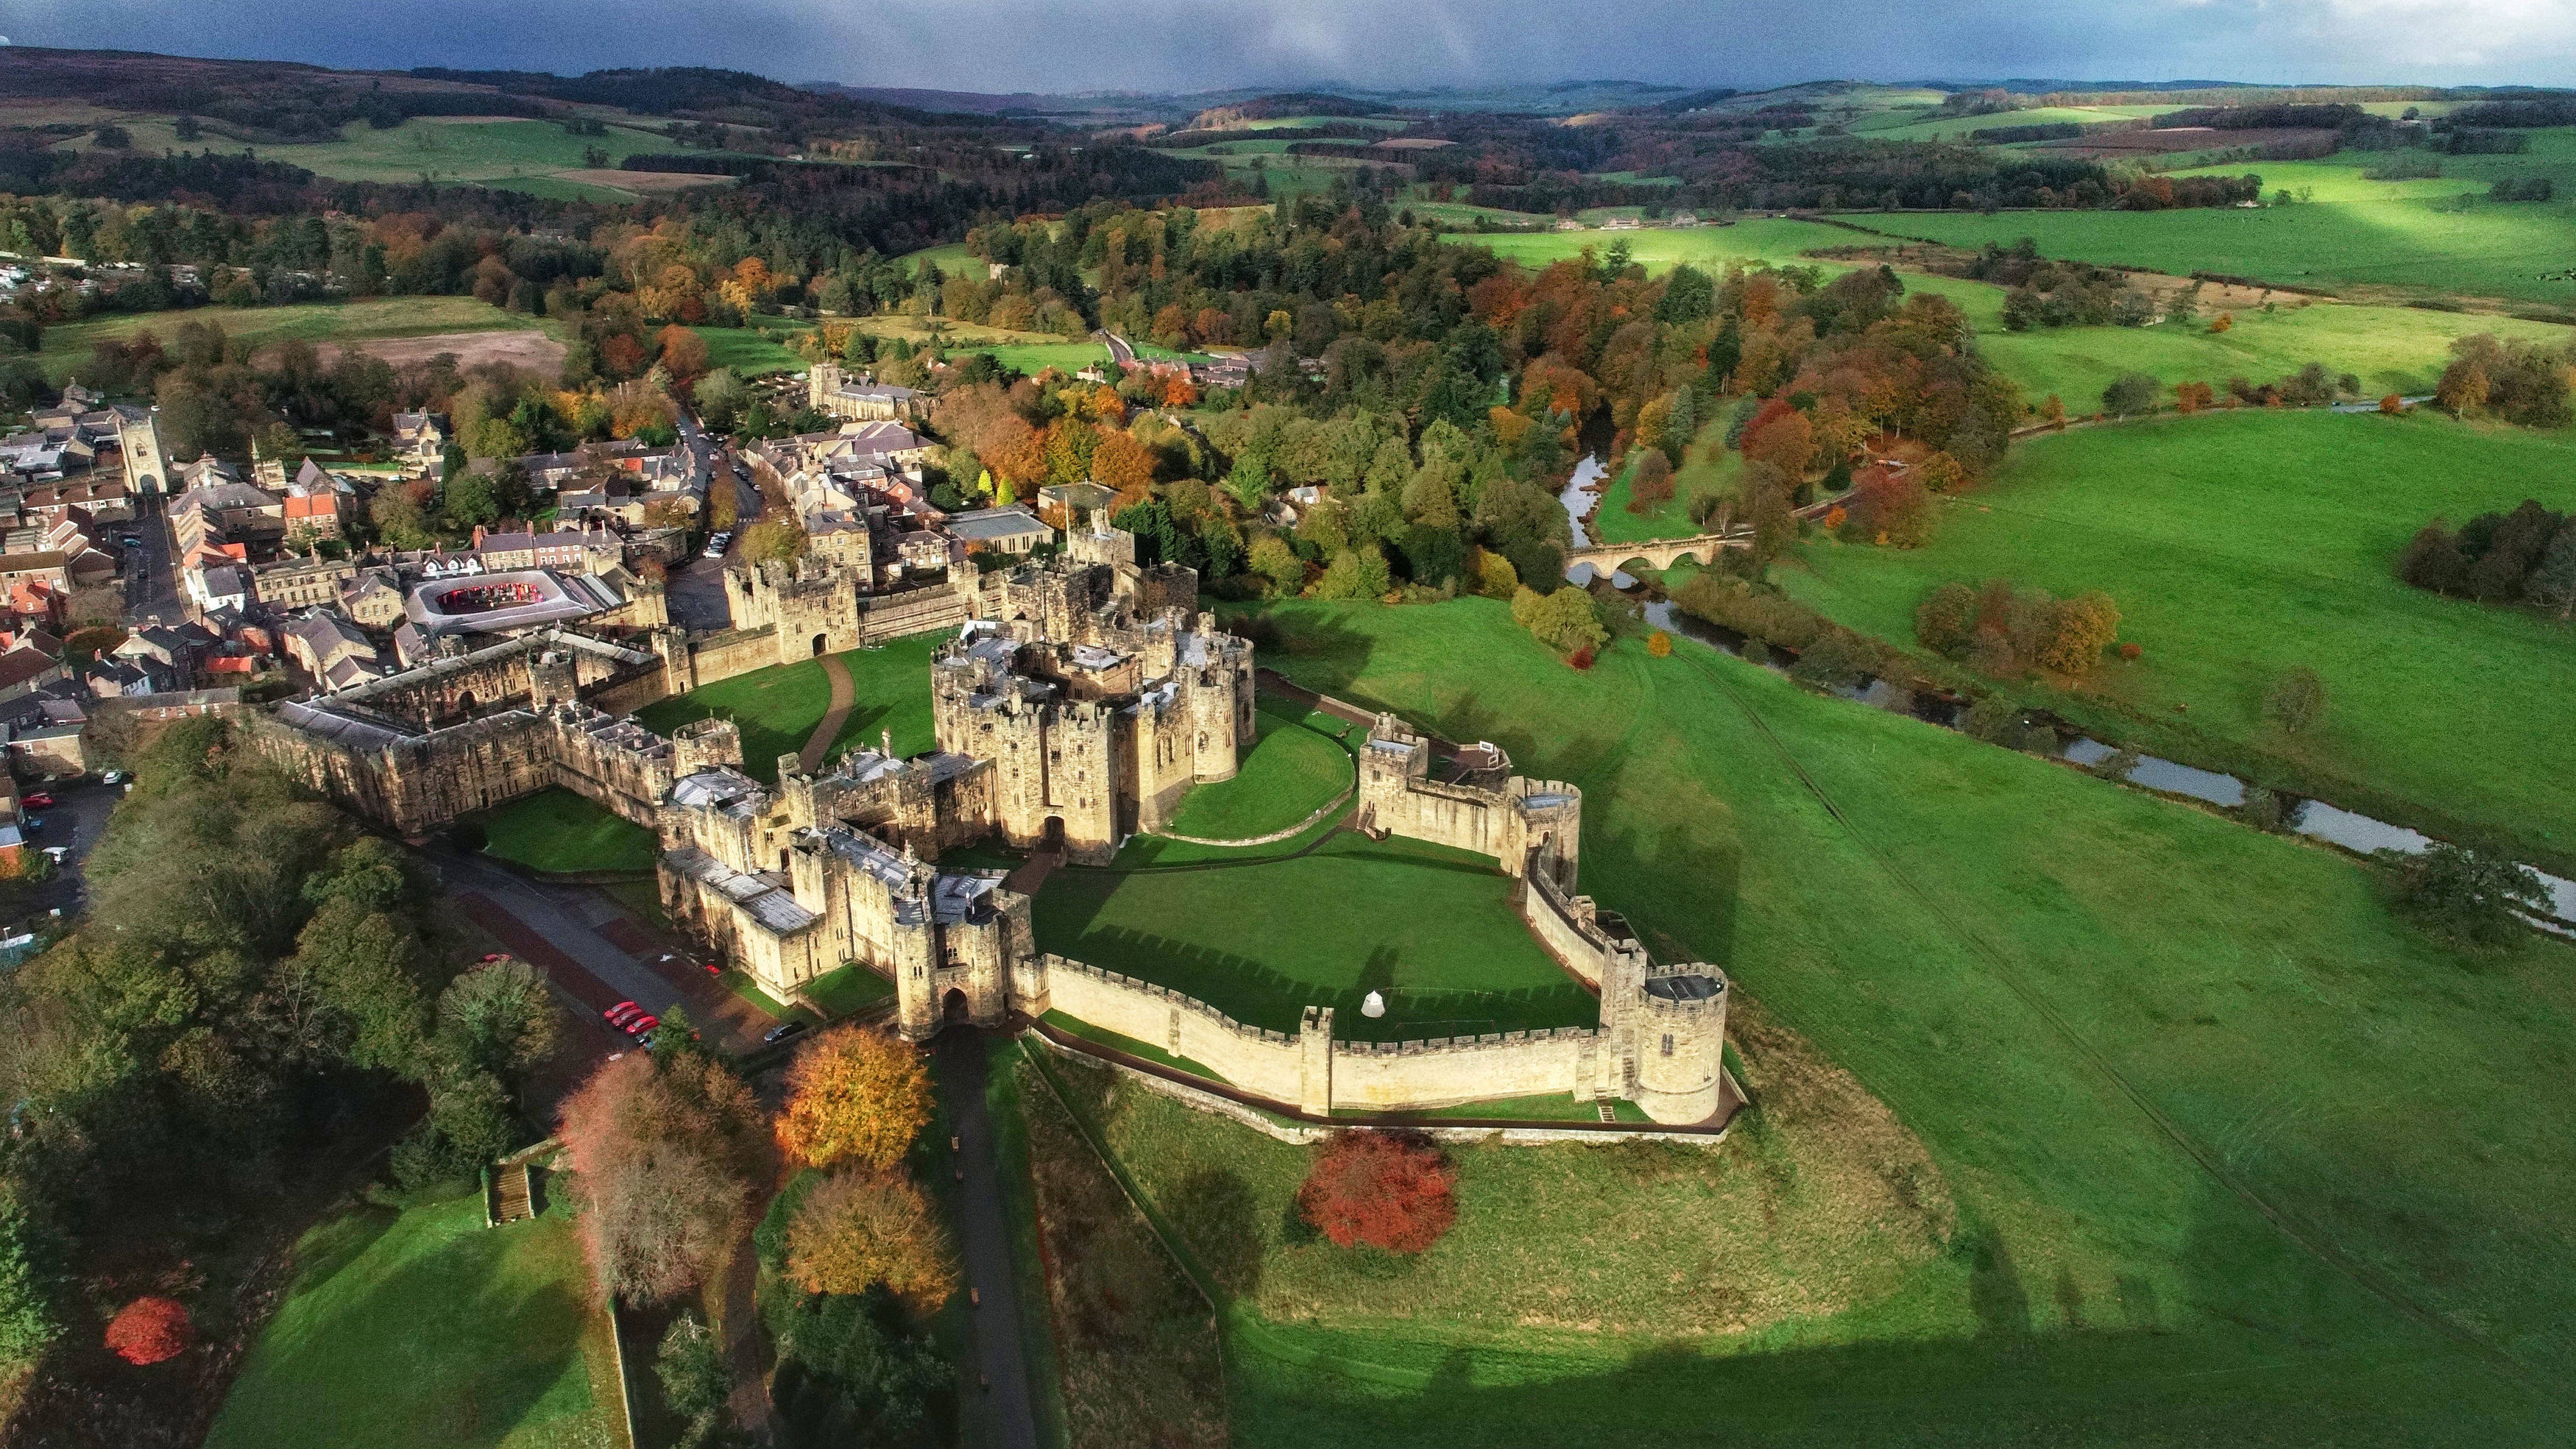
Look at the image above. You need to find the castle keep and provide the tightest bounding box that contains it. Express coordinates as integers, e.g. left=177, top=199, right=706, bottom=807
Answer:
left=252, top=527, right=1729, bottom=1124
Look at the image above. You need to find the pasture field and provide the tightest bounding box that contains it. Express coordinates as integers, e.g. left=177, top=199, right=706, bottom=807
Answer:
left=1030, top=827, right=1592, bottom=1042
left=34, top=297, right=549, bottom=383
left=205, top=1188, right=618, bottom=1449
left=835, top=313, right=1105, bottom=376
left=899, top=241, right=981, bottom=277
left=1161, top=704, right=1356, bottom=840
left=1194, top=593, right=2575, bottom=1446
left=688, top=325, right=807, bottom=375
left=1939, top=280, right=2574, bottom=409
left=1847, top=186, right=2576, bottom=307
left=141, top=115, right=687, bottom=188
left=1777, top=409, right=2576, bottom=870
left=1588, top=447, right=1737, bottom=545
left=476, top=787, right=655, bottom=874
left=1448, top=218, right=1876, bottom=273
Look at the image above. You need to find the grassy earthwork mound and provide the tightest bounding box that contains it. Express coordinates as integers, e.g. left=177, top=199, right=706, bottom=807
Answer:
left=1161, top=706, right=1356, bottom=840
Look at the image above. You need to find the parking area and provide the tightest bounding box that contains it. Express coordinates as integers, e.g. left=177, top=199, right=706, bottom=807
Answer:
left=9, top=779, right=124, bottom=925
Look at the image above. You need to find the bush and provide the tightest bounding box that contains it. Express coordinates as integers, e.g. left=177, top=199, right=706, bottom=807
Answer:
left=2101, top=372, right=2162, bottom=417
left=1297, top=1131, right=1457, bottom=1253
left=1645, top=630, right=1672, bottom=658
left=1789, top=631, right=1872, bottom=690
left=2262, top=667, right=2327, bottom=734
left=2382, top=843, right=2549, bottom=948
left=104, top=1296, right=190, bottom=1366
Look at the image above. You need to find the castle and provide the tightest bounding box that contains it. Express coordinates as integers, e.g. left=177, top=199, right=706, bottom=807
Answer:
left=251, top=527, right=1730, bottom=1124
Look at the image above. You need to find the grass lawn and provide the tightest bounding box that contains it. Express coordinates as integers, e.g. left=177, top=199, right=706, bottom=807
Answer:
left=206, top=1188, right=617, bottom=1449
left=1161, top=706, right=1354, bottom=839
left=637, top=655, right=833, bottom=786
left=1033, top=829, right=1591, bottom=1043
left=690, top=325, right=810, bottom=375
left=1588, top=447, right=1735, bottom=546
left=1847, top=188, right=2576, bottom=307
left=35, top=297, right=549, bottom=383
left=1201, top=595, right=2576, bottom=1445
left=802, top=962, right=896, bottom=1017
left=478, top=787, right=656, bottom=874
left=1776, top=408, right=2576, bottom=871
left=635, top=632, right=944, bottom=788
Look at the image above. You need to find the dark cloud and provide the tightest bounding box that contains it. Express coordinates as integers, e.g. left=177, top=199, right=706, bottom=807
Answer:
left=7, top=0, right=2571, bottom=93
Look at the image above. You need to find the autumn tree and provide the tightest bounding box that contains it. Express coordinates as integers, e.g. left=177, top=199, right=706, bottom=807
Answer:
left=656, top=324, right=710, bottom=381
left=785, top=1169, right=960, bottom=1311
left=104, top=1296, right=191, bottom=1366
left=1296, top=1131, right=1457, bottom=1253
left=2039, top=591, right=2123, bottom=674
left=1624, top=450, right=1674, bottom=512
left=774, top=1026, right=934, bottom=1172
left=1915, top=581, right=1978, bottom=654
left=744, top=519, right=809, bottom=564
left=559, top=1052, right=769, bottom=1305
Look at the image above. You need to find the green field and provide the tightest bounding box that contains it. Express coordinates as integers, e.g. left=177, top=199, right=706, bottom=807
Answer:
left=1161, top=706, right=1355, bottom=839
left=1192, top=594, right=2575, bottom=1445
left=1032, top=829, right=1592, bottom=1042
left=149, top=115, right=690, bottom=188
left=1451, top=219, right=1866, bottom=274
left=1847, top=185, right=2576, bottom=307
left=802, top=961, right=896, bottom=1016
left=477, top=787, right=656, bottom=874
left=207, top=1188, right=617, bottom=1449
left=637, top=633, right=945, bottom=787
left=1779, top=409, right=2576, bottom=868
left=690, top=325, right=809, bottom=375
left=1589, top=447, right=1739, bottom=545
left=35, top=297, right=551, bottom=383
left=972, top=341, right=1110, bottom=375
left=1959, top=287, right=2575, bottom=410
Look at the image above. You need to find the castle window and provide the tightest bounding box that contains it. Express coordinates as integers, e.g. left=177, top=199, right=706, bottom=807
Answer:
left=1660, top=1033, right=1674, bottom=1057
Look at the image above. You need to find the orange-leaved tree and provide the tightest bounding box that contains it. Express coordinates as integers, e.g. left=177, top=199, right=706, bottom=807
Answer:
left=774, top=1025, right=933, bottom=1172
left=559, top=1052, right=769, bottom=1305
left=1295, top=1130, right=1457, bottom=1253
left=784, top=1169, right=960, bottom=1312
left=104, top=1296, right=191, bottom=1365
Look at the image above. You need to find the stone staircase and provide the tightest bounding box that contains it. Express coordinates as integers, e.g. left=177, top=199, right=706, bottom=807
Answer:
left=492, top=1163, right=536, bottom=1225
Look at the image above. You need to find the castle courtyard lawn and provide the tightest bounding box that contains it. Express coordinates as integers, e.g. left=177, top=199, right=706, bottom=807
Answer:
left=1775, top=408, right=2576, bottom=873
left=206, top=1188, right=618, bottom=1449
left=1161, top=706, right=1355, bottom=840
left=634, top=631, right=945, bottom=787
left=476, top=787, right=655, bottom=874
left=1189, top=595, right=2576, bottom=1446
left=1030, top=829, right=1593, bottom=1043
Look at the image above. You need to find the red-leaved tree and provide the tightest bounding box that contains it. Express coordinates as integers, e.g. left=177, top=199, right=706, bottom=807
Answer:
left=1295, top=1131, right=1457, bottom=1253
left=104, top=1296, right=191, bottom=1365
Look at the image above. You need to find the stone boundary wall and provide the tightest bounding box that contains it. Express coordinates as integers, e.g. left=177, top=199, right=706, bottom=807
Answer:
left=1521, top=862, right=1617, bottom=988
left=685, top=626, right=783, bottom=691
left=1025, top=1027, right=1733, bottom=1148
left=1038, top=955, right=1307, bottom=1105
left=1149, top=779, right=1353, bottom=847
left=1035, top=954, right=1604, bottom=1114
left=854, top=580, right=970, bottom=642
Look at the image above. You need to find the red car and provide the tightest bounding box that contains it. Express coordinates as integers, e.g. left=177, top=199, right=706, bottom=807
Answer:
left=604, top=1002, right=643, bottom=1027
left=626, top=1014, right=659, bottom=1037
left=701, top=960, right=721, bottom=977
left=21, top=793, right=54, bottom=810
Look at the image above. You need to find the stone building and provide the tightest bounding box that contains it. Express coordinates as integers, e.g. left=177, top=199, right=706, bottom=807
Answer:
left=933, top=541, right=1253, bottom=862
left=806, top=362, right=922, bottom=422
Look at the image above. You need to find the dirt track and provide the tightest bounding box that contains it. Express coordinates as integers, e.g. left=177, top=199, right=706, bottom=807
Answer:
left=311, top=329, right=567, bottom=373
left=553, top=166, right=738, bottom=195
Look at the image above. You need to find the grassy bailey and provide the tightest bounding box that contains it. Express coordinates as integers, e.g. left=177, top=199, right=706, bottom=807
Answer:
left=206, top=1188, right=617, bottom=1449
left=1161, top=705, right=1355, bottom=840
left=635, top=632, right=944, bottom=787
left=1031, top=828, right=1590, bottom=1043
left=1779, top=408, right=2576, bottom=870
left=478, top=787, right=655, bottom=874
left=1197, top=595, right=2572, bottom=1445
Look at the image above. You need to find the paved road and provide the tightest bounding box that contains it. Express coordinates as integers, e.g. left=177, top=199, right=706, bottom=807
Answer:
left=121, top=492, right=185, bottom=624
left=935, top=1030, right=1039, bottom=1449
left=1095, top=329, right=1136, bottom=368
left=428, top=846, right=778, bottom=1054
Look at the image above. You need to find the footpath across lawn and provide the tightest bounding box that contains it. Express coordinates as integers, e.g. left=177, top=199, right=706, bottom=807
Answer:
left=205, top=1186, right=619, bottom=1449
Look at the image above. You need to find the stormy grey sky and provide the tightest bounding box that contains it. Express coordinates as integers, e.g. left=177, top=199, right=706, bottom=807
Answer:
left=3, top=0, right=2571, bottom=93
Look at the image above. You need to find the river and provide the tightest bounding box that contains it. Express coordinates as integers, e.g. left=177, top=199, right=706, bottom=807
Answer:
left=1558, top=454, right=1638, bottom=589
left=1635, top=596, right=2576, bottom=935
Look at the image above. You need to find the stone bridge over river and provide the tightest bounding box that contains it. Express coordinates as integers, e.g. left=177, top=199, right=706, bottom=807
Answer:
left=1563, top=528, right=1752, bottom=575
